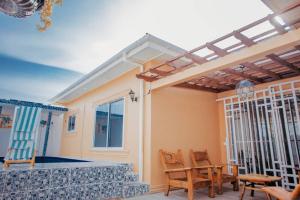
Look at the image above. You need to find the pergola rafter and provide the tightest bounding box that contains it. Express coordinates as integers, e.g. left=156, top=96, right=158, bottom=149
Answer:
left=242, top=62, right=281, bottom=80
left=136, top=2, right=300, bottom=92
left=267, top=54, right=300, bottom=75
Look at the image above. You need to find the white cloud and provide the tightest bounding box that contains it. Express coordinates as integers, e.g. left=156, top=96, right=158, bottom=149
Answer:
left=1, top=0, right=272, bottom=73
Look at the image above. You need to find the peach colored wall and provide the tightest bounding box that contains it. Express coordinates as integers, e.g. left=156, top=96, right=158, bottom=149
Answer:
left=217, top=76, right=300, bottom=165
left=60, top=68, right=141, bottom=171
left=150, top=87, right=221, bottom=192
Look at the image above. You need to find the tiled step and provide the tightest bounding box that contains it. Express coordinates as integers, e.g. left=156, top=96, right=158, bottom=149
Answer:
left=123, top=182, right=149, bottom=199
left=0, top=161, right=149, bottom=200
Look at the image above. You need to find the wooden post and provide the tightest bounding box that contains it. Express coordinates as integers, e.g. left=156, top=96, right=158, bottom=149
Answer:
left=42, top=111, right=52, bottom=157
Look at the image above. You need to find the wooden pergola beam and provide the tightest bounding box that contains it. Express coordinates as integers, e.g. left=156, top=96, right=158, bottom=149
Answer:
left=242, top=62, right=281, bottom=79
left=222, top=68, right=263, bottom=83
left=269, top=16, right=287, bottom=34
left=149, top=68, right=173, bottom=77
left=233, top=31, right=256, bottom=47
left=136, top=74, right=159, bottom=82
left=267, top=54, right=300, bottom=74
left=175, top=82, right=220, bottom=93
left=184, top=53, right=207, bottom=65
left=199, top=77, right=235, bottom=90
left=206, top=43, right=228, bottom=57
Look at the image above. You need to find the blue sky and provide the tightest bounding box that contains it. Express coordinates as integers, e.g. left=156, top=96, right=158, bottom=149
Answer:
left=0, top=0, right=272, bottom=102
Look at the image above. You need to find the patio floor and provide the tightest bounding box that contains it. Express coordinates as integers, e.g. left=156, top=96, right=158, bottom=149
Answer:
left=128, top=183, right=267, bottom=200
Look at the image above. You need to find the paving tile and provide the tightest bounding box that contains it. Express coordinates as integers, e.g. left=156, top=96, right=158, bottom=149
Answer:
left=50, top=187, right=69, bottom=200
left=0, top=171, right=6, bottom=193
left=84, top=184, right=101, bottom=200
left=2, top=192, right=27, bottom=200
left=29, top=169, right=51, bottom=190
left=70, top=167, right=89, bottom=185
left=68, top=185, right=85, bottom=200
left=27, top=189, right=51, bottom=200
left=51, top=168, right=70, bottom=188
left=4, top=170, right=30, bottom=192
left=127, top=184, right=266, bottom=200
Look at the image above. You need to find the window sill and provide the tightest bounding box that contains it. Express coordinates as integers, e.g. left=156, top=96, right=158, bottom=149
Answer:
left=90, top=147, right=128, bottom=153
left=65, top=131, right=77, bottom=136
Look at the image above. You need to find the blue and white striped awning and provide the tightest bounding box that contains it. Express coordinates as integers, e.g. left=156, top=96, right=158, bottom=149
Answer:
left=0, top=99, right=68, bottom=112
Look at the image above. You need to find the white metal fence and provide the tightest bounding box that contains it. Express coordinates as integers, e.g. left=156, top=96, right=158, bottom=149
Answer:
left=223, top=80, right=300, bottom=188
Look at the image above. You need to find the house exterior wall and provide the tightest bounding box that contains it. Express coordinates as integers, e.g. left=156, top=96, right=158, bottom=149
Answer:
left=150, top=87, right=221, bottom=192
left=60, top=68, right=141, bottom=171
left=57, top=57, right=299, bottom=193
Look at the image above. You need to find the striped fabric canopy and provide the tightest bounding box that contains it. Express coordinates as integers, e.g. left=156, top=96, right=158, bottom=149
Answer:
left=5, top=106, right=42, bottom=161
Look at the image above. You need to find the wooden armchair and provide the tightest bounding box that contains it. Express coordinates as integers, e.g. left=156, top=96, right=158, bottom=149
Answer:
left=190, top=149, right=239, bottom=194
left=262, top=184, right=300, bottom=200
left=159, top=149, right=215, bottom=200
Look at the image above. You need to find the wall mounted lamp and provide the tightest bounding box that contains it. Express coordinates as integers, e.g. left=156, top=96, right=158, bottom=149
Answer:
left=129, top=89, right=138, bottom=102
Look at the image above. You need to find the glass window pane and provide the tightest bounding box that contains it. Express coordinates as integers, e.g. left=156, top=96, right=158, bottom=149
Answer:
left=94, top=103, right=109, bottom=147
left=68, top=115, right=76, bottom=131
left=68, top=116, right=71, bottom=131
left=108, top=100, right=124, bottom=147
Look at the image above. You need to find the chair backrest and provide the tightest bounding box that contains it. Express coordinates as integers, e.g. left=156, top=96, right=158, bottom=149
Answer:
left=159, top=149, right=185, bottom=170
left=159, top=149, right=187, bottom=179
left=190, top=149, right=212, bottom=167
left=5, top=106, right=42, bottom=161
left=291, top=184, right=300, bottom=200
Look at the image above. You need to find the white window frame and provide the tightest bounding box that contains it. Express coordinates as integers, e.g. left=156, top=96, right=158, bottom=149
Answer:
left=92, top=97, right=125, bottom=151
left=67, top=114, right=76, bottom=133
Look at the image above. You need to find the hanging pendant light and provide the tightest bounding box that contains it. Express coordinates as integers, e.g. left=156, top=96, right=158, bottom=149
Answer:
left=235, top=65, right=255, bottom=100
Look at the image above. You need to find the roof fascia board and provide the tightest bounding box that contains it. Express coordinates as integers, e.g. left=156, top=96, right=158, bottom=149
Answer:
left=50, top=56, right=125, bottom=103
left=50, top=34, right=188, bottom=103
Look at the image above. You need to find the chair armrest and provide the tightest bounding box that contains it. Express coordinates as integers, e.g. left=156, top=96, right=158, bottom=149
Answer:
left=214, top=164, right=225, bottom=169
left=192, top=165, right=214, bottom=180
left=226, top=162, right=240, bottom=167
left=192, top=165, right=215, bottom=170
left=164, top=167, right=192, bottom=173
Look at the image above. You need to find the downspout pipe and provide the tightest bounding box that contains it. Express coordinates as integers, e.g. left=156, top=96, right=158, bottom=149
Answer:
left=123, top=54, right=144, bottom=182
left=138, top=64, right=144, bottom=182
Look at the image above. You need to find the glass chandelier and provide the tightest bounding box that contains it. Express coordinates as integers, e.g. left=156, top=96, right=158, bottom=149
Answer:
left=235, top=65, right=255, bottom=100
left=0, top=0, right=62, bottom=32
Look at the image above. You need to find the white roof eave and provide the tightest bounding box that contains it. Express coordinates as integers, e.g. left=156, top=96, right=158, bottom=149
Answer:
left=50, top=34, right=187, bottom=104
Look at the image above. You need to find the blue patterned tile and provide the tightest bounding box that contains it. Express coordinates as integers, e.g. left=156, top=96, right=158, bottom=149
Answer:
left=70, top=167, right=89, bottom=185
left=4, top=170, right=30, bottom=192
left=0, top=171, right=6, bottom=193
left=119, top=163, right=132, bottom=172
left=68, top=186, right=85, bottom=200
left=50, top=187, right=69, bottom=200
left=135, top=183, right=149, bottom=196
left=101, top=182, right=123, bottom=199
left=114, top=166, right=127, bottom=182
left=125, top=173, right=138, bottom=182
left=51, top=168, right=70, bottom=188
left=29, top=169, right=51, bottom=190
left=86, top=167, right=102, bottom=184
left=84, top=184, right=101, bottom=200
left=122, top=184, right=136, bottom=198
left=0, top=162, right=149, bottom=199
left=2, top=192, right=27, bottom=200
left=27, top=189, right=51, bottom=200
left=100, top=167, right=114, bottom=182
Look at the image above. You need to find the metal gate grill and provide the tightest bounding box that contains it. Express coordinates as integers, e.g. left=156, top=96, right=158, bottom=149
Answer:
left=223, top=80, right=300, bottom=188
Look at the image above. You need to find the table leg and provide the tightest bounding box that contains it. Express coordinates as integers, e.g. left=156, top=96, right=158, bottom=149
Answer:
left=240, top=182, right=246, bottom=200
left=250, top=183, right=255, bottom=197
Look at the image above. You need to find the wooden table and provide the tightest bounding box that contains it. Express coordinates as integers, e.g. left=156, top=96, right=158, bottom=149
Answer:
left=238, top=174, right=282, bottom=200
